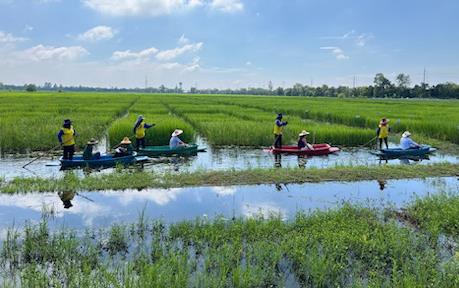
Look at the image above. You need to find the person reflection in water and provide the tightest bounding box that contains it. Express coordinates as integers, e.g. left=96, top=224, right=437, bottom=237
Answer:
left=58, top=191, right=75, bottom=209
left=377, top=179, right=387, bottom=191
left=297, top=155, right=307, bottom=168
left=274, top=154, right=282, bottom=168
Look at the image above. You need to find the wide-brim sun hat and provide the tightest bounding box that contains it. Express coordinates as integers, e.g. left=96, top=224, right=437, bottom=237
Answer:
left=299, top=130, right=310, bottom=137
left=120, top=137, right=132, bottom=144
left=380, top=118, right=390, bottom=125
left=172, top=129, right=183, bottom=137
left=87, top=138, right=99, bottom=145
left=402, top=131, right=411, bottom=138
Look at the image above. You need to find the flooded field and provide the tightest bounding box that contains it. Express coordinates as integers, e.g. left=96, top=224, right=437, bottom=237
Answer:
left=1, top=177, right=457, bottom=235
left=1, top=138, right=458, bottom=180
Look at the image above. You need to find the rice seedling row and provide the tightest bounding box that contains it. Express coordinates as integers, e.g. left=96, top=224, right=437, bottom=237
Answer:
left=1, top=205, right=458, bottom=287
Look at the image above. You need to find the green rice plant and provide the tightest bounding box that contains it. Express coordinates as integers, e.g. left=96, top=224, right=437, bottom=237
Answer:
left=405, top=193, right=459, bottom=239
left=108, top=98, right=195, bottom=147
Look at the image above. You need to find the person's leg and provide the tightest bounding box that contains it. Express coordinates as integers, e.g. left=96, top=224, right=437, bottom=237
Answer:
left=136, top=138, right=141, bottom=151
left=140, top=138, right=145, bottom=149
left=69, top=145, right=75, bottom=160
left=379, top=138, right=383, bottom=150
left=63, top=146, right=69, bottom=160
left=279, top=135, right=282, bottom=148
left=273, top=135, right=280, bottom=148
left=384, top=138, right=388, bottom=149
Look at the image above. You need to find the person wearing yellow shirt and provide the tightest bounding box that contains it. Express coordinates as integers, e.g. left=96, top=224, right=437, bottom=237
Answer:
left=57, top=119, right=77, bottom=160
left=133, top=115, right=155, bottom=151
left=376, top=118, right=390, bottom=150
left=273, top=113, right=288, bottom=148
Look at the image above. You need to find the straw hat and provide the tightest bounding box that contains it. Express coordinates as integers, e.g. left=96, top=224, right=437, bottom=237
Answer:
left=171, top=129, right=183, bottom=137
left=87, top=138, right=98, bottom=145
left=120, top=137, right=132, bottom=144
left=402, top=131, right=411, bottom=138
left=299, top=130, right=310, bottom=137
left=380, top=118, right=389, bottom=125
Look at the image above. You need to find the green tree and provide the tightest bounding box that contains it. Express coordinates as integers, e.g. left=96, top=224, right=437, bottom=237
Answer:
left=25, top=84, right=37, bottom=92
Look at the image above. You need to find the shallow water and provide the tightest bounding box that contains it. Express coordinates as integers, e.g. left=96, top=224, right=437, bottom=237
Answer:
left=0, top=138, right=458, bottom=180
left=0, top=177, right=457, bottom=236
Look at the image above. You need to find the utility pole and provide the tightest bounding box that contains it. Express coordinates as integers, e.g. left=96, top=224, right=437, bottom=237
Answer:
left=353, top=75, right=356, bottom=89
left=423, top=67, right=426, bottom=84
left=145, top=75, right=148, bottom=91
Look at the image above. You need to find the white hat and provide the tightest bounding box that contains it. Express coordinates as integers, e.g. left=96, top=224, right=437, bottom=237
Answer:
left=171, top=129, right=183, bottom=137
left=299, top=130, right=310, bottom=137
left=402, top=131, right=411, bottom=138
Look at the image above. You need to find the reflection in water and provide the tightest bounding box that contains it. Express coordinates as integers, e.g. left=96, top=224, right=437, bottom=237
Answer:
left=297, top=155, right=307, bottom=168
left=274, top=154, right=282, bottom=168
left=58, top=191, right=75, bottom=209
left=377, top=179, right=387, bottom=191
left=0, top=177, right=457, bottom=233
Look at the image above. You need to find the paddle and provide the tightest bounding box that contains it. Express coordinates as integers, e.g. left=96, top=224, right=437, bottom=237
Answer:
left=23, top=143, right=62, bottom=169
left=360, top=136, right=377, bottom=148
left=76, top=192, right=95, bottom=203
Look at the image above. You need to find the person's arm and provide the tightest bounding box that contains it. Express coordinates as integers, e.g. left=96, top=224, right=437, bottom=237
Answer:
left=144, top=123, right=155, bottom=129
left=57, top=130, right=63, bottom=144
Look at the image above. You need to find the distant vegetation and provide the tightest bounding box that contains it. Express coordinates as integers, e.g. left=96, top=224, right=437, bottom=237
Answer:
left=1, top=72, right=459, bottom=98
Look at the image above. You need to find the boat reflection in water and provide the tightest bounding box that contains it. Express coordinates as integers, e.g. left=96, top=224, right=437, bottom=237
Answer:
left=377, top=154, right=431, bottom=165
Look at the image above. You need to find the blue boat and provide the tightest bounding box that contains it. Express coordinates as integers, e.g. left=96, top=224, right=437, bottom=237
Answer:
left=59, top=154, right=149, bottom=169
left=375, top=145, right=436, bottom=158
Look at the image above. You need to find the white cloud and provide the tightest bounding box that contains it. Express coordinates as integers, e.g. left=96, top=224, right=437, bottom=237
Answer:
left=320, top=46, right=349, bottom=60
left=23, top=25, right=34, bottom=33
left=0, top=31, right=27, bottom=43
left=156, top=42, right=203, bottom=61
left=77, top=25, right=117, bottom=42
left=355, top=33, right=372, bottom=47
left=83, top=0, right=243, bottom=16
left=18, top=45, right=89, bottom=61
left=322, top=30, right=373, bottom=47
left=210, top=0, right=243, bottom=12
left=178, top=34, right=190, bottom=45
left=111, top=47, right=159, bottom=60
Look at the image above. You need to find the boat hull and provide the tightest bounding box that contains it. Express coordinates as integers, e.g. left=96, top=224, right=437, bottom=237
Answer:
left=138, top=144, right=199, bottom=157
left=268, top=144, right=340, bottom=156
left=59, top=154, right=147, bottom=169
left=378, top=145, right=436, bottom=157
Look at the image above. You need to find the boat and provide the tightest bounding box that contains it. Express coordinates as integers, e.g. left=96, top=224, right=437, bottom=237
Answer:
left=59, top=154, right=149, bottom=169
left=374, top=145, right=436, bottom=158
left=137, top=144, right=200, bottom=157
left=267, top=144, right=340, bottom=156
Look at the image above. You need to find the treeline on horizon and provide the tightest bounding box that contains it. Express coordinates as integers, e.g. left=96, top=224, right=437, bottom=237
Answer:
left=1, top=73, right=459, bottom=99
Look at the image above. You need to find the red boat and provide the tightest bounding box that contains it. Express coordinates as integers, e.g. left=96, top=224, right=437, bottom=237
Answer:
left=267, top=144, right=340, bottom=156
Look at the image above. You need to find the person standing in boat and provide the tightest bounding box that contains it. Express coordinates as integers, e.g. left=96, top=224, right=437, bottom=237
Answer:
left=376, top=118, right=390, bottom=150
left=113, top=137, right=134, bottom=157
left=57, top=119, right=77, bottom=160
left=133, top=115, right=155, bottom=151
left=273, top=113, right=288, bottom=148
left=400, top=131, right=420, bottom=150
left=298, top=130, right=314, bottom=150
left=170, top=129, right=187, bottom=148
left=83, top=138, right=101, bottom=160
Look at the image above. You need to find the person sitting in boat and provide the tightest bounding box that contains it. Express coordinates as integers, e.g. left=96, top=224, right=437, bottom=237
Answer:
left=273, top=113, right=288, bottom=148
left=400, top=131, right=421, bottom=150
left=298, top=130, right=314, bottom=150
left=58, top=190, right=75, bottom=209
left=133, top=115, right=155, bottom=151
left=376, top=118, right=390, bottom=150
left=170, top=129, right=187, bottom=148
left=57, top=119, right=77, bottom=160
left=83, top=138, right=101, bottom=160
left=113, top=137, right=134, bottom=157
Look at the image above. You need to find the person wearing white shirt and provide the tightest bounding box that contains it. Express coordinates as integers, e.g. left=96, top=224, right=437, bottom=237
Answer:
left=400, top=131, right=420, bottom=150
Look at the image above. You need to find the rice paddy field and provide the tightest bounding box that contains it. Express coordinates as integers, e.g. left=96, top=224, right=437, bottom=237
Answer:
left=1, top=91, right=458, bottom=153
left=1, top=91, right=459, bottom=287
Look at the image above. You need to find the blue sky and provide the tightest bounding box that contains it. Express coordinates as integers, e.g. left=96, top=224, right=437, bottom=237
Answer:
left=1, top=0, right=459, bottom=89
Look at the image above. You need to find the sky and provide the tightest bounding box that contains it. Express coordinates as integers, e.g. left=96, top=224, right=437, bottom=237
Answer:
left=1, top=0, right=459, bottom=89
